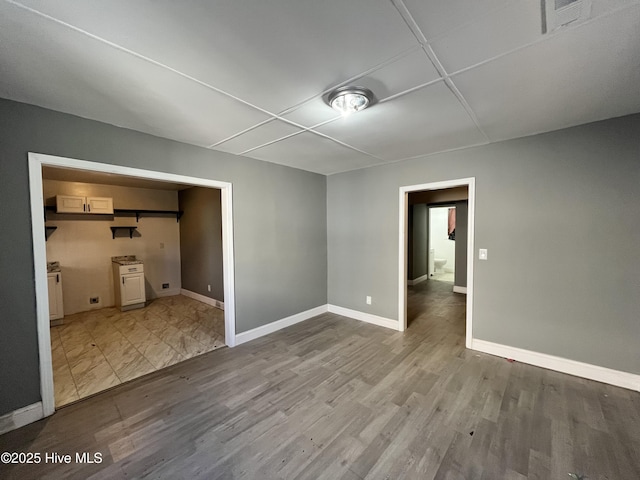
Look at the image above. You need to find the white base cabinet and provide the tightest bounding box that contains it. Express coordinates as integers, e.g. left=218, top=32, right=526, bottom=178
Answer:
left=121, top=273, right=145, bottom=306
left=47, top=272, right=64, bottom=321
left=112, top=262, right=146, bottom=311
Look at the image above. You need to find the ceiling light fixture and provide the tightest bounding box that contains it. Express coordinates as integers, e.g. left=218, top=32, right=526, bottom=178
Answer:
left=327, top=86, right=373, bottom=117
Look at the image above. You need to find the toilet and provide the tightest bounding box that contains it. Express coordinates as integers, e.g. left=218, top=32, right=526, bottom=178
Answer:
left=434, top=258, right=447, bottom=272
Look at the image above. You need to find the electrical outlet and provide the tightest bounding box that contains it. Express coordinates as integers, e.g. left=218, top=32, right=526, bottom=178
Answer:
left=162, top=283, right=169, bottom=289
left=159, top=242, right=165, bottom=249
left=89, top=297, right=99, bottom=304
left=207, top=284, right=211, bottom=292
left=366, top=296, right=372, bottom=305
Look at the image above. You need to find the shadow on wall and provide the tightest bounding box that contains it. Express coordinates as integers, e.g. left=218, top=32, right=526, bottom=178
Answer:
left=178, top=187, right=224, bottom=302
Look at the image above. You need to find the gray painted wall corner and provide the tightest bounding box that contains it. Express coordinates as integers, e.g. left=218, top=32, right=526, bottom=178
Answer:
left=179, top=187, right=224, bottom=301
left=0, top=98, right=328, bottom=416
left=327, top=113, right=640, bottom=375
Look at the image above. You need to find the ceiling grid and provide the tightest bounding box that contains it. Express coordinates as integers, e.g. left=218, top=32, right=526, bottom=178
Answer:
left=391, top=0, right=493, bottom=143
left=1, top=0, right=638, bottom=174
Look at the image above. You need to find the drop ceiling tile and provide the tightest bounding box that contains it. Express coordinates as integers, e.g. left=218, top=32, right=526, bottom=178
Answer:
left=212, top=119, right=304, bottom=155
left=430, top=0, right=640, bottom=73
left=591, top=0, right=640, bottom=16
left=282, top=48, right=441, bottom=128
left=451, top=4, right=640, bottom=141
left=245, top=132, right=382, bottom=175
left=314, top=82, right=487, bottom=161
left=402, top=0, right=510, bottom=40
left=0, top=2, right=270, bottom=147
left=430, top=1, right=542, bottom=73
left=353, top=48, right=441, bottom=101
left=15, top=0, right=419, bottom=113
left=281, top=99, right=342, bottom=128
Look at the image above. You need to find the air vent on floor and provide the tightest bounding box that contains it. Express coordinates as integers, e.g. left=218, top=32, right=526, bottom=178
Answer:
left=542, top=0, right=592, bottom=33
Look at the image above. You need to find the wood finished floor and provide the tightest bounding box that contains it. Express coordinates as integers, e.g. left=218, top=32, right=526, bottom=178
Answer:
left=1, top=280, right=639, bottom=479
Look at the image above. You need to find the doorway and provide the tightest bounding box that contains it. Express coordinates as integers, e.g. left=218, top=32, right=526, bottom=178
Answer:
left=428, top=205, right=456, bottom=284
left=398, top=178, right=475, bottom=348
left=28, top=152, right=236, bottom=417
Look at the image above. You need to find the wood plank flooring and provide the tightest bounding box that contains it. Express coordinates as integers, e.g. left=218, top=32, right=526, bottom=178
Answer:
left=1, top=280, right=639, bottom=479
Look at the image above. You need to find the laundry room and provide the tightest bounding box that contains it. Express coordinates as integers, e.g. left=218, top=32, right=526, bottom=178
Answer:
left=42, top=166, right=226, bottom=408
left=43, top=173, right=183, bottom=313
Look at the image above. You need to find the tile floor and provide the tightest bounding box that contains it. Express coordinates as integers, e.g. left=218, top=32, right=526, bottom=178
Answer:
left=431, top=271, right=454, bottom=283
left=50, top=295, right=225, bottom=408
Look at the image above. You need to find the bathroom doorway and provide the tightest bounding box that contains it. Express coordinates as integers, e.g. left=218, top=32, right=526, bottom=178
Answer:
left=399, top=179, right=474, bottom=348
left=428, top=205, right=456, bottom=285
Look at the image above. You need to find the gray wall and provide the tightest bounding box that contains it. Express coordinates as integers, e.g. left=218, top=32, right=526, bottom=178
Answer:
left=179, top=187, right=224, bottom=301
left=454, top=201, right=468, bottom=288
left=408, top=203, right=428, bottom=281
left=412, top=204, right=428, bottom=280
left=407, top=205, right=414, bottom=280
left=0, top=98, right=327, bottom=416
left=328, top=113, right=640, bottom=375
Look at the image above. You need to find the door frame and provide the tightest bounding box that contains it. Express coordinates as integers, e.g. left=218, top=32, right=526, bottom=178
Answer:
left=398, top=178, right=475, bottom=348
left=427, top=203, right=458, bottom=280
left=28, top=152, right=237, bottom=417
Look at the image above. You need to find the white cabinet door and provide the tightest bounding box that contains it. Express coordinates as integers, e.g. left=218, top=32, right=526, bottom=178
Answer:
left=87, top=196, right=114, bottom=214
left=121, top=273, right=145, bottom=306
left=47, top=272, right=64, bottom=320
left=56, top=195, right=114, bottom=214
left=56, top=195, right=86, bottom=213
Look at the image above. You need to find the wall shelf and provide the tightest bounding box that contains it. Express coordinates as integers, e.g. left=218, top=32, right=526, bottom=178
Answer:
left=113, top=209, right=183, bottom=223
left=44, top=206, right=183, bottom=223
left=110, top=226, right=138, bottom=239
left=45, top=225, right=57, bottom=241
left=43, top=205, right=114, bottom=219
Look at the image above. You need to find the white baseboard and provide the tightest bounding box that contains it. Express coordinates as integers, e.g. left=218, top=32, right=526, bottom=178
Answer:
left=407, top=274, right=428, bottom=286
left=471, top=339, right=640, bottom=392
left=453, top=286, right=467, bottom=294
left=235, top=304, right=328, bottom=345
left=328, top=304, right=398, bottom=331
left=155, top=288, right=182, bottom=298
left=0, top=402, right=44, bottom=435
left=180, top=289, right=224, bottom=310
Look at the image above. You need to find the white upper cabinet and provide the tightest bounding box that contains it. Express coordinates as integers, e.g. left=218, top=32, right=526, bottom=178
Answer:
left=56, top=195, right=113, bottom=214
left=56, top=194, right=85, bottom=213
left=86, top=196, right=114, bottom=214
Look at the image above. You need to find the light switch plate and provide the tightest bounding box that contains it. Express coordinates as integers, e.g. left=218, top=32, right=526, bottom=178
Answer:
left=479, top=248, right=488, bottom=260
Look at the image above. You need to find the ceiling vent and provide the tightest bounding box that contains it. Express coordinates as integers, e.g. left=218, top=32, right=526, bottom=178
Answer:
left=542, top=0, right=592, bottom=33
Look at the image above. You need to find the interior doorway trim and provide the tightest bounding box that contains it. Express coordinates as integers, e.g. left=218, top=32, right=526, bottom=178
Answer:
left=28, top=152, right=236, bottom=417
left=398, top=177, right=475, bottom=348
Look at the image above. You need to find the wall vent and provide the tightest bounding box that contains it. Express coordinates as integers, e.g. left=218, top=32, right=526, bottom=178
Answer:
left=542, top=0, right=592, bottom=33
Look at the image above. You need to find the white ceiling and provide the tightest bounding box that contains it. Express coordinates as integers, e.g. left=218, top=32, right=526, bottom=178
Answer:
left=42, top=166, right=192, bottom=191
left=1, top=0, right=639, bottom=175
